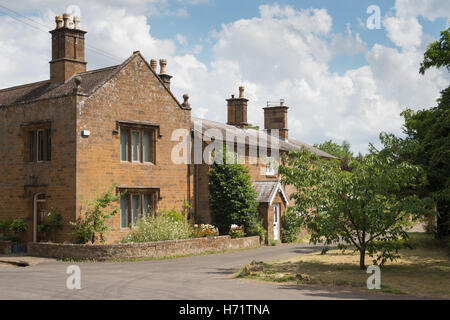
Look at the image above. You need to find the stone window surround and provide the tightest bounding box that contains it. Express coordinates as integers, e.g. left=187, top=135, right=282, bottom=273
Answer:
left=116, top=186, right=161, bottom=229
left=116, top=120, right=162, bottom=165
left=21, top=120, right=52, bottom=163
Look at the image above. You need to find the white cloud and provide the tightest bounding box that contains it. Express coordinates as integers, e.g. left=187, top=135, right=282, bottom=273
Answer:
left=0, top=1, right=449, bottom=155
left=176, top=33, right=188, bottom=46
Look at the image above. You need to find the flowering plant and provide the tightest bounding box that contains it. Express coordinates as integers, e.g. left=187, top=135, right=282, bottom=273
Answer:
left=192, top=224, right=219, bottom=238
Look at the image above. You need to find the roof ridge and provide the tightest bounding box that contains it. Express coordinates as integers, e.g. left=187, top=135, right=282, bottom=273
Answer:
left=0, top=80, right=49, bottom=93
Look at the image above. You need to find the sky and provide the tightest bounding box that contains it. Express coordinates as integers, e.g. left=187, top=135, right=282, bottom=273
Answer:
left=0, top=0, right=449, bottom=153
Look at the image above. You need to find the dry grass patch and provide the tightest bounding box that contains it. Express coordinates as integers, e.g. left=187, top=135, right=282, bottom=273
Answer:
left=237, top=233, right=450, bottom=298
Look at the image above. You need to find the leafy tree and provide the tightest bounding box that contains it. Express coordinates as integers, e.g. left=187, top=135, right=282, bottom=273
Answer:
left=70, top=186, right=119, bottom=244
left=314, top=140, right=354, bottom=170
left=208, top=147, right=259, bottom=234
left=419, top=28, right=450, bottom=74
left=280, top=150, right=430, bottom=269
left=377, top=28, right=450, bottom=239
left=281, top=208, right=302, bottom=243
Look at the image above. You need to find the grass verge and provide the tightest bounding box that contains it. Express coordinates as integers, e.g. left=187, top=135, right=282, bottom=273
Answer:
left=236, top=233, right=450, bottom=299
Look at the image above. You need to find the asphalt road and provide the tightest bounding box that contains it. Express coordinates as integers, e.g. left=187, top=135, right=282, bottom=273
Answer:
left=0, top=243, right=409, bottom=300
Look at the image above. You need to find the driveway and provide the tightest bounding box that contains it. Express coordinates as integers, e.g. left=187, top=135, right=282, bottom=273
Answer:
left=0, top=243, right=409, bottom=300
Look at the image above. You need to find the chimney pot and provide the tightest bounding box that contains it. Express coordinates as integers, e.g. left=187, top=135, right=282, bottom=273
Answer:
left=159, top=59, right=167, bottom=74
left=62, top=13, right=71, bottom=28
left=158, top=59, right=172, bottom=90
left=73, top=16, right=81, bottom=30
left=182, top=94, right=191, bottom=109
left=239, top=86, right=245, bottom=98
left=150, top=59, right=157, bottom=71
left=55, top=16, right=63, bottom=29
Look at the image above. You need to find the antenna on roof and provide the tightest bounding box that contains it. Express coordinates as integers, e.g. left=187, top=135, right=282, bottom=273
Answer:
left=266, top=99, right=286, bottom=107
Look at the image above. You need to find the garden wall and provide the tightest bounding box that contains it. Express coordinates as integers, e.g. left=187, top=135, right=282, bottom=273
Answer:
left=27, top=236, right=260, bottom=261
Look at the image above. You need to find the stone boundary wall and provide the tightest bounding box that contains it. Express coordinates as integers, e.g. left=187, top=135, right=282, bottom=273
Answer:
left=0, top=241, right=12, bottom=255
left=27, top=236, right=260, bottom=260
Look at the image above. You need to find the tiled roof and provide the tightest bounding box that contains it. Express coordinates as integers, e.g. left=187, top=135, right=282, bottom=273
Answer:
left=0, top=65, right=120, bottom=107
left=191, top=117, right=335, bottom=158
left=253, top=180, right=289, bottom=205
left=0, top=52, right=186, bottom=110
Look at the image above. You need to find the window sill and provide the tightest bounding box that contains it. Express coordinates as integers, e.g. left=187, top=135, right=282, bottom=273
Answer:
left=120, top=161, right=156, bottom=166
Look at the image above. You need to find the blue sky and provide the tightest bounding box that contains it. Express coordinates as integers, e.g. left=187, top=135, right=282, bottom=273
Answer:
left=146, top=0, right=448, bottom=73
left=0, top=0, right=449, bottom=153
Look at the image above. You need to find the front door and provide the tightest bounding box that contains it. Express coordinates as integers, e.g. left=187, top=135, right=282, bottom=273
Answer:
left=33, top=194, right=47, bottom=242
left=273, top=203, right=280, bottom=241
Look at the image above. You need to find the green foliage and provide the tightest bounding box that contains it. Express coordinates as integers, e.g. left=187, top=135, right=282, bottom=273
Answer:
left=247, top=218, right=267, bottom=244
left=374, top=28, right=450, bottom=240
left=70, top=186, right=119, bottom=244
left=314, top=140, right=354, bottom=171
left=9, top=219, right=27, bottom=234
left=123, top=213, right=193, bottom=243
left=0, top=218, right=13, bottom=235
left=281, top=209, right=302, bottom=243
left=36, top=209, right=63, bottom=241
left=248, top=124, right=260, bottom=130
left=280, top=149, right=431, bottom=269
left=229, top=227, right=246, bottom=239
left=163, top=209, right=186, bottom=223
left=419, top=28, right=450, bottom=74
left=208, top=147, right=259, bottom=234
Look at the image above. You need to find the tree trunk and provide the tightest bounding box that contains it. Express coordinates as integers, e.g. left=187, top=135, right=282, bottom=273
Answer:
left=359, top=249, right=366, bottom=270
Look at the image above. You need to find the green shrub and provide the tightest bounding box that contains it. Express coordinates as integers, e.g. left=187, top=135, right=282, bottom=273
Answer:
left=162, top=209, right=186, bottom=223
left=37, top=209, right=63, bottom=241
left=123, top=214, right=193, bottom=243
left=0, top=218, right=13, bottom=234
left=229, top=227, right=245, bottom=239
left=208, top=146, right=259, bottom=234
left=247, top=218, right=267, bottom=244
left=70, top=185, right=119, bottom=244
left=10, top=219, right=27, bottom=234
left=281, top=210, right=302, bottom=243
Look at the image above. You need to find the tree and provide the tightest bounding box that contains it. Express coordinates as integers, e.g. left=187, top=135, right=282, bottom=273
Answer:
left=314, top=140, right=353, bottom=170
left=280, top=150, right=430, bottom=270
left=208, top=148, right=259, bottom=234
left=377, top=28, right=450, bottom=239
left=419, top=28, right=450, bottom=74
left=70, top=186, right=119, bottom=244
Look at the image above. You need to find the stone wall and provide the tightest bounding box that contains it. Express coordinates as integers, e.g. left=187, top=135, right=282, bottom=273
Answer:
left=0, top=241, right=12, bottom=255
left=27, top=236, right=260, bottom=261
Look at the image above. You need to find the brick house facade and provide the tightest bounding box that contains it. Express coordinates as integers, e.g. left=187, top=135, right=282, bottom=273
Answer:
left=0, top=16, right=191, bottom=243
left=0, top=15, right=333, bottom=244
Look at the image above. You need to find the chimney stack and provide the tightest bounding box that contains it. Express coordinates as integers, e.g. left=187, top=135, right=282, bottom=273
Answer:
left=49, top=13, right=87, bottom=83
left=264, top=99, right=289, bottom=141
left=227, top=86, right=248, bottom=129
left=159, top=59, right=172, bottom=90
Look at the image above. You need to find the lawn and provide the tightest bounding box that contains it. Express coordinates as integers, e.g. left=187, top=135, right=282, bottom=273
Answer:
left=236, top=233, right=450, bottom=299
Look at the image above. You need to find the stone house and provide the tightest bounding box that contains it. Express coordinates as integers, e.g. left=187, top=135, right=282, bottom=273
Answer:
left=190, top=86, right=333, bottom=241
left=0, top=14, right=333, bottom=244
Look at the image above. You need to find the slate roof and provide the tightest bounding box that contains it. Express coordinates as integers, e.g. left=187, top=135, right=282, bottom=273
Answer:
left=191, top=117, right=334, bottom=158
left=0, top=65, right=120, bottom=107
left=0, top=52, right=186, bottom=109
left=253, top=180, right=289, bottom=205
